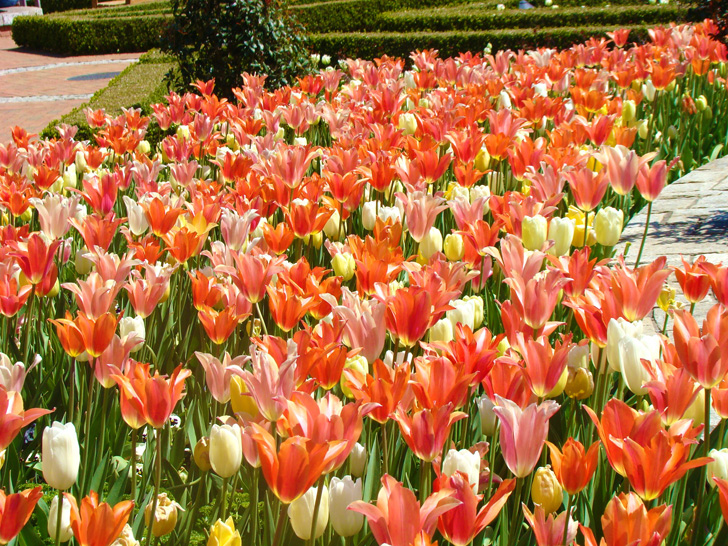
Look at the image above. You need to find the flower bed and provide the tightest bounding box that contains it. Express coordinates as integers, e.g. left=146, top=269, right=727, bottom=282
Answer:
left=1, top=21, right=728, bottom=546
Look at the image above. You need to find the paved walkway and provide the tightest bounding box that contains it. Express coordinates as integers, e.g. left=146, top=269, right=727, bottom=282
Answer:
left=0, top=36, right=138, bottom=141
left=619, top=155, right=728, bottom=331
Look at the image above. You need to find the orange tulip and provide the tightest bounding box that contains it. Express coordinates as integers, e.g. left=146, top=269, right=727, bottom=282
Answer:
left=392, top=403, right=466, bottom=462
left=344, top=359, right=412, bottom=424
left=111, top=362, right=191, bottom=428
left=198, top=305, right=246, bottom=345
left=67, top=491, right=134, bottom=546
left=546, top=438, right=600, bottom=495
left=0, top=486, right=43, bottom=544
left=0, top=386, right=52, bottom=450
left=49, top=312, right=118, bottom=359
left=250, top=424, right=347, bottom=503
left=714, top=477, right=728, bottom=524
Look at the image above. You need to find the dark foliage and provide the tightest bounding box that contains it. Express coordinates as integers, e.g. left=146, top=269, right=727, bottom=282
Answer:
left=163, top=0, right=313, bottom=98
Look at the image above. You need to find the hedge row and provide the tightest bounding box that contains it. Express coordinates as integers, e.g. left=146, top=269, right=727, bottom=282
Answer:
left=292, top=0, right=686, bottom=33
left=308, top=25, right=651, bottom=60
left=51, top=1, right=171, bottom=18
left=11, top=14, right=171, bottom=54
left=43, top=0, right=90, bottom=14
left=376, top=5, right=687, bottom=33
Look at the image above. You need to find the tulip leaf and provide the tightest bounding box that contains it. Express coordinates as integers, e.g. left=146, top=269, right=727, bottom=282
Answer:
left=711, top=144, right=724, bottom=161
left=362, top=434, right=379, bottom=503
left=88, top=453, right=110, bottom=496
left=106, top=465, right=130, bottom=505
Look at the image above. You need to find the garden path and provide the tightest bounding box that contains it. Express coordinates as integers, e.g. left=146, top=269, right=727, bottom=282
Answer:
left=618, top=155, right=728, bottom=333
left=0, top=35, right=138, bottom=140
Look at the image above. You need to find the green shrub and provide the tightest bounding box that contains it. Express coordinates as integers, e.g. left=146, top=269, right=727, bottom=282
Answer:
left=309, top=25, right=651, bottom=60
left=163, top=0, right=312, bottom=98
left=12, top=14, right=170, bottom=54
left=43, top=0, right=91, bottom=14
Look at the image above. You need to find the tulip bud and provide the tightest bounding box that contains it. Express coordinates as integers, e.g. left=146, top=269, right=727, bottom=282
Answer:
left=230, top=376, right=259, bottom=417
left=617, top=335, right=660, bottom=395
left=463, top=295, right=484, bottom=328
left=123, top=196, right=149, bottom=237
left=420, top=227, right=443, bottom=261
left=176, top=125, right=190, bottom=141
left=332, top=252, right=356, bottom=281
left=684, top=388, right=705, bottom=426
left=429, top=318, right=454, bottom=344
left=708, top=448, right=728, bottom=486
left=324, top=209, right=343, bottom=240
left=48, top=495, right=73, bottom=542
left=75, top=247, right=94, bottom=275
left=444, top=232, right=465, bottom=262
left=622, top=99, right=636, bottom=122
left=696, top=95, right=708, bottom=112
left=399, top=113, right=417, bottom=135
left=442, top=449, right=481, bottom=492
left=642, top=80, right=656, bottom=102
left=289, top=484, right=329, bottom=540
left=531, top=467, right=563, bottom=514
left=667, top=125, right=678, bottom=140
left=594, top=207, right=623, bottom=247
left=447, top=299, right=476, bottom=331
left=522, top=215, right=548, bottom=251
left=193, top=437, right=212, bottom=472
left=470, top=185, right=491, bottom=214
left=703, top=105, right=713, bottom=120
left=349, top=442, right=367, bottom=477
left=75, top=150, right=88, bottom=174
left=606, top=318, right=643, bottom=372
left=209, top=424, right=243, bottom=478
left=43, top=422, right=80, bottom=491
left=329, top=477, right=364, bottom=537
left=565, top=367, right=594, bottom=400
left=545, top=367, right=568, bottom=398
left=119, top=316, right=145, bottom=352
left=145, top=493, right=183, bottom=537
left=362, top=201, right=377, bottom=231
left=208, top=517, right=242, bottom=546
left=657, top=285, right=676, bottom=312
left=111, top=524, right=139, bottom=546
left=547, top=217, right=575, bottom=257
left=477, top=395, right=498, bottom=436
left=341, top=356, right=369, bottom=398
left=475, top=147, right=491, bottom=171
left=638, top=119, right=649, bottom=139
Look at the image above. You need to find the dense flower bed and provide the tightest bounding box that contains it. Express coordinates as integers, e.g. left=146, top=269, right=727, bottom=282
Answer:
left=1, top=20, right=728, bottom=546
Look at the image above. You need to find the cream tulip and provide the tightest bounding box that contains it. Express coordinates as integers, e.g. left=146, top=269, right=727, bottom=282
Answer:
left=209, top=424, right=243, bottom=478
left=48, top=495, right=73, bottom=542
left=522, top=215, right=548, bottom=251
left=288, top=484, right=329, bottom=540
left=329, top=476, right=364, bottom=537
left=594, top=207, right=623, bottom=247
left=547, top=217, right=575, bottom=256
left=42, top=422, right=80, bottom=491
left=708, top=448, right=728, bottom=487
left=444, top=233, right=465, bottom=261
left=429, top=318, right=454, bottom=344
left=478, top=395, right=498, bottom=436
left=420, top=226, right=443, bottom=260
left=442, top=449, right=481, bottom=492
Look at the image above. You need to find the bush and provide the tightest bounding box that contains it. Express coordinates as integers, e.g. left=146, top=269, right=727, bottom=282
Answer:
left=43, top=0, right=90, bottom=14
left=163, top=0, right=312, bottom=98
left=12, top=14, right=170, bottom=54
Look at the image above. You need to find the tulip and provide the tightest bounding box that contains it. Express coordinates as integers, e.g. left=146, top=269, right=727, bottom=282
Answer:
left=715, top=477, right=728, bottom=524
left=0, top=487, right=44, bottom=544
left=193, top=437, right=212, bottom=472
left=48, top=495, right=73, bottom=542
left=522, top=215, right=548, bottom=251
left=110, top=524, right=138, bottom=546
left=332, top=252, right=356, bottom=281
left=531, top=467, right=563, bottom=514
left=289, top=484, right=329, bottom=540
left=446, top=299, right=476, bottom=332
left=546, top=438, right=600, bottom=495
left=493, top=396, right=560, bottom=478
left=523, top=505, right=578, bottom=546
left=144, top=493, right=182, bottom=537
left=477, top=395, right=498, bottom=436
left=122, top=196, right=149, bottom=237
left=399, top=112, right=417, bottom=135
left=429, top=318, right=454, bottom=344
left=230, top=376, right=259, bottom=417
left=708, top=448, right=728, bottom=487
left=420, top=226, right=443, bottom=260
left=442, top=449, right=481, bottom=493
left=209, top=424, right=243, bottom=478
left=43, top=422, right=80, bottom=491
left=547, top=217, right=575, bottom=257
left=616, top=334, right=660, bottom=395
left=606, top=318, right=644, bottom=373
left=463, top=296, right=484, bottom=328
left=207, top=517, right=241, bottom=546
left=349, top=442, right=367, bottom=477
left=329, top=477, right=364, bottom=537
left=119, top=316, right=145, bottom=353
left=67, top=491, right=134, bottom=546
left=594, top=207, right=623, bottom=246
left=444, top=233, right=465, bottom=261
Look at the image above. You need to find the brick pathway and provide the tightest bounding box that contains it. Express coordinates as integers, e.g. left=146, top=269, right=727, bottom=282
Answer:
left=619, top=155, right=728, bottom=331
left=0, top=36, right=138, bottom=140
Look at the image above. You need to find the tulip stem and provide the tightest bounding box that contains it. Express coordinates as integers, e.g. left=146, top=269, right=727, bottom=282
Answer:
left=81, top=364, right=95, bottom=495
left=634, top=201, right=652, bottom=268
left=582, top=211, right=589, bottom=248
left=21, top=286, right=35, bottom=365
left=507, top=478, right=524, bottom=546
left=220, top=477, right=229, bottom=521
left=145, top=428, right=163, bottom=546
left=691, top=388, right=712, bottom=546
left=255, top=302, right=269, bottom=336
left=308, top=475, right=326, bottom=545
left=68, top=359, right=76, bottom=425
left=381, top=421, right=389, bottom=475
left=562, top=493, right=573, bottom=546
left=130, top=429, right=137, bottom=503
left=54, top=489, right=63, bottom=545
left=272, top=501, right=286, bottom=546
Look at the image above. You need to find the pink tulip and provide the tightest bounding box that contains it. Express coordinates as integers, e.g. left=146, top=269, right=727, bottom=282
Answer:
left=636, top=159, right=669, bottom=202
left=195, top=351, right=250, bottom=404
left=492, top=396, right=560, bottom=478
left=241, top=346, right=296, bottom=422
left=396, top=190, right=447, bottom=243
left=597, top=145, right=655, bottom=196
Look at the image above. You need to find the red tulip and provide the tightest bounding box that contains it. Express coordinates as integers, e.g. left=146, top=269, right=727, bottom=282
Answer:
left=0, top=486, right=43, bottom=544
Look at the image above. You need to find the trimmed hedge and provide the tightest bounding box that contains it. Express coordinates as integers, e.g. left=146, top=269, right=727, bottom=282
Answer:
left=41, top=50, right=175, bottom=145
left=12, top=14, right=171, bottom=54
left=308, top=25, right=651, bottom=60
left=376, top=5, right=687, bottom=33
left=43, top=0, right=90, bottom=14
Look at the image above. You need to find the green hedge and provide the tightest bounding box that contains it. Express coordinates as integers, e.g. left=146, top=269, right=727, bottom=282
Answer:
left=52, top=1, right=171, bottom=18
left=376, top=5, right=687, bottom=33
left=12, top=14, right=171, bottom=54
left=308, top=25, right=651, bottom=59
left=43, top=0, right=91, bottom=14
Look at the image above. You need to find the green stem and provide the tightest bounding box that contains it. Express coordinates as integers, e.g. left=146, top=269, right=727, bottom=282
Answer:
left=21, top=287, right=36, bottom=365
left=381, top=421, right=389, bottom=476
left=68, top=359, right=76, bottom=426
left=272, top=500, right=286, bottom=546
left=130, top=429, right=137, bottom=504
left=145, top=428, right=163, bottom=546
left=562, top=493, right=573, bottom=546
left=508, top=477, right=524, bottom=546
left=81, top=363, right=95, bottom=495
left=308, top=475, right=325, bottom=544
left=691, top=388, right=712, bottom=546
left=220, top=477, right=229, bottom=521
left=54, top=489, right=64, bottom=545
left=634, top=201, right=652, bottom=268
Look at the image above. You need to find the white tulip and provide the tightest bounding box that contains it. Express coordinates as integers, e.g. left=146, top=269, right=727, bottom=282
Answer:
left=708, top=448, right=728, bottom=486
left=329, top=477, right=364, bottom=537
left=209, top=424, right=243, bottom=478
left=288, top=484, right=329, bottom=540
left=48, top=495, right=73, bottom=542
left=42, top=422, right=80, bottom=490
left=442, top=449, right=481, bottom=492
left=349, top=442, right=367, bottom=477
